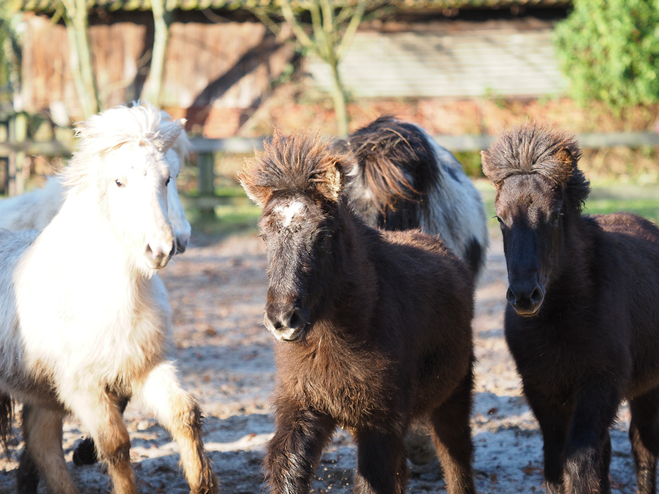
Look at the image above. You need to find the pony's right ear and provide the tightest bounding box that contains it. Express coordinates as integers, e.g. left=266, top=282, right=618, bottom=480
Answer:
left=480, top=151, right=496, bottom=182
left=238, top=172, right=272, bottom=207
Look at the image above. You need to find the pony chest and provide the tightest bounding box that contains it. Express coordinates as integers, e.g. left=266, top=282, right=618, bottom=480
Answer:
left=277, top=341, right=392, bottom=422
left=504, top=312, right=627, bottom=392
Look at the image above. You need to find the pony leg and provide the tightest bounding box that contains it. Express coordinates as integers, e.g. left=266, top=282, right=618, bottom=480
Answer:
left=563, top=380, right=620, bottom=494
left=265, top=400, right=335, bottom=494
left=353, top=427, right=408, bottom=494
left=133, top=362, right=218, bottom=494
left=599, top=430, right=612, bottom=493
left=18, top=405, right=77, bottom=494
left=67, top=391, right=136, bottom=494
left=73, top=395, right=130, bottom=466
left=523, top=386, right=570, bottom=494
left=17, top=405, right=39, bottom=494
left=629, top=388, right=659, bottom=494
left=429, top=373, right=476, bottom=494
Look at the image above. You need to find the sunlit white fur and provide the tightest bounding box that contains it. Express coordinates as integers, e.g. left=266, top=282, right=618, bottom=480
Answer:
left=0, top=109, right=192, bottom=252
left=412, top=124, right=489, bottom=276
left=274, top=201, right=305, bottom=228
left=0, top=105, right=215, bottom=493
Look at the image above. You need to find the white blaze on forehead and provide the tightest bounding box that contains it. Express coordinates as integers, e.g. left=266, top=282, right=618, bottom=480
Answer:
left=274, top=201, right=305, bottom=227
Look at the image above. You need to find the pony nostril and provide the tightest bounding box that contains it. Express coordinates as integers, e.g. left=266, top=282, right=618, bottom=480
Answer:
left=176, top=237, right=188, bottom=254
left=168, top=243, right=176, bottom=258
left=288, top=309, right=304, bottom=330
left=531, top=286, right=544, bottom=304
left=506, top=287, right=516, bottom=304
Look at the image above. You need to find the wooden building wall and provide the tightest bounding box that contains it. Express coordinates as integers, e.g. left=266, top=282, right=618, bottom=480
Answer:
left=21, top=12, right=293, bottom=136
left=306, top=20, right=568, bottom=98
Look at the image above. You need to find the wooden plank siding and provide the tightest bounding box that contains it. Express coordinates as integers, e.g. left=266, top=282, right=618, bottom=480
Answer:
left=306, top=28, right=568, bottom=98
left=20, top=14, right=294, bottom=125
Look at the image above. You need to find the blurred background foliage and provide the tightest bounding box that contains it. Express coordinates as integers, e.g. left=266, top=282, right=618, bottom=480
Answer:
left=0, top=1, right=22, bottom=106
left=555, top=0, right=659, bottom=111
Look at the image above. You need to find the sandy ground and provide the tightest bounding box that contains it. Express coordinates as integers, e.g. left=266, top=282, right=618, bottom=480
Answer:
left=0, top=228, right=641, bottom=493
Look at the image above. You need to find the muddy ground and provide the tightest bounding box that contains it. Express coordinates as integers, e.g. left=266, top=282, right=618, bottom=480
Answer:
left=0, top=229, right=640, bottom=493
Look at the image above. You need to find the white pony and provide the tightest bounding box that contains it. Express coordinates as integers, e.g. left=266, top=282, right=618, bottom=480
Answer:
left=0, top=105, right=218, bottom=494
left=0, top=108, right=192, bottom=253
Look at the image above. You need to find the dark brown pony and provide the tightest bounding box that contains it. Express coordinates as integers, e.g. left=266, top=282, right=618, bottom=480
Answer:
left=482, top=124, right=659, bottom=493
left=239, top=133, right=476, bottom=494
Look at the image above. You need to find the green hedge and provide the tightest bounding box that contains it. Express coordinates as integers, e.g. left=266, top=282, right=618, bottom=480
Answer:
left=554, top=0, right=659, bottom=111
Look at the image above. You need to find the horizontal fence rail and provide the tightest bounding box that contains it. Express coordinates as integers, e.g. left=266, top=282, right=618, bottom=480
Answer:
left=2, top=132, right=659, bottom=157
left=2, top=132, right=659, bottom=200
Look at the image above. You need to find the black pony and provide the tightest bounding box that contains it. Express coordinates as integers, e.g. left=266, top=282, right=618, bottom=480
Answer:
left=483, top=124, right=659, bottom=493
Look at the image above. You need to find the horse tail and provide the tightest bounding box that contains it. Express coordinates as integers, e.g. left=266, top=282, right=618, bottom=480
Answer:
left=0, top=393, right=13, bottom=454
left=346, top=116, right=440, bottom=231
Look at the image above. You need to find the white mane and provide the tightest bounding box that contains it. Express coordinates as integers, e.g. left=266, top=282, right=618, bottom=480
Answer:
left=63, top=104, right=181, bottom=190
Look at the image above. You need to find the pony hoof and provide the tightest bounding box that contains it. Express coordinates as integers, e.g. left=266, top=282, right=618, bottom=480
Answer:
left=72, top=437, right=98, bottom=466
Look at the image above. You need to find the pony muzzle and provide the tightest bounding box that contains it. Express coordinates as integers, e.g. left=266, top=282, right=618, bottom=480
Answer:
left=506, top=282, right=545, bottom=317
left=263, top=306, right=308, bottom=342
left=145, top=240, right=176, bottom=269
left=175, top=233, right=190, bottom=254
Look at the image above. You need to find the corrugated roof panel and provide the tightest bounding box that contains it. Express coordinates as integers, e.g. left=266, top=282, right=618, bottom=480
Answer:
left=17, top=0, right=570, bottom=13
left=307, top=29, right=568, bottom=97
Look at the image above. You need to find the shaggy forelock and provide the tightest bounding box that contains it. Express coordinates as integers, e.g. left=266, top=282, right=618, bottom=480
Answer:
left=63, top=103, right=173, bottom=189
left=242, top=132, right=352, bottom=201
left=483, top=124, right=590, bottom=210
left=76, top=104, right=164, bottom=155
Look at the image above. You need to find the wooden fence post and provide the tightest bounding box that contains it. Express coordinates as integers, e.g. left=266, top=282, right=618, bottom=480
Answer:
left=197, top=151, right=216, bottom=218
left=7, top=113, right=27, bottom=197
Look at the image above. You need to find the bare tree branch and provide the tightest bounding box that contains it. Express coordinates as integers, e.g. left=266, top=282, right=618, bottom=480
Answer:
left=337, top=0, right=366, bottom=58
left=280, top=0, right=314, bottom=50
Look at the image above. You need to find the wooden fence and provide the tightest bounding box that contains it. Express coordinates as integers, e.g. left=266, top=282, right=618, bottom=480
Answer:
left=2, top=128, right=659, bottom=201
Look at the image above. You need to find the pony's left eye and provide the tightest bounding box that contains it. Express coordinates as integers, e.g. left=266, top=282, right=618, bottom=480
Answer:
left=115, top=179, right=124, bottom=188
left=165, top=177, right=171, bottom=186
left=549, top=211, right=561, bottom=225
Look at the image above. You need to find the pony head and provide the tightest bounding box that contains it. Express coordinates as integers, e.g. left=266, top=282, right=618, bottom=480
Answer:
left=481, top=124, right=590, bottom=316
left=239, top=132, right=349, bottom=342
left=64, top=104, right=184, bottom=273
left=159, top=110, right=192, bottom=253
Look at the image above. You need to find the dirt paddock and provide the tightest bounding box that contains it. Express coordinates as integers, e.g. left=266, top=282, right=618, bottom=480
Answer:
left=0, top=228, right=639, bottom=493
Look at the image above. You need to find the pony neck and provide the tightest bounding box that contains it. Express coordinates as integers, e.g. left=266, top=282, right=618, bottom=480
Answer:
left=315, top=204, right=379, bottom=337
left=547, top=209, right=594, bottom=294
left=41, top=186, right=144, bottom=279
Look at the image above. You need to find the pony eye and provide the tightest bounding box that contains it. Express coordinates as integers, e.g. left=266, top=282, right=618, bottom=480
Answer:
left=494, top=215, right=503, bottom=224
left=549, top=211, right=561, bottom=225
left=115, top=179, right=124, bottom=188
left=165, top=177, right=171, bottom=186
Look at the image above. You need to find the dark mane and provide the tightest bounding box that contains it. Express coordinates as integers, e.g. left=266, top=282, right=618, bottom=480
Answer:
left=482, top=124, right=590, bottom=212
left=240, top=132, right=352, bottom=204
left=348, top=116, right=439, bottom=213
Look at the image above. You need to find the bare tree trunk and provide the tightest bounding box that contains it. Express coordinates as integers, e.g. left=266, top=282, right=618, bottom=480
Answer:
left=63, top=0, right=100, bottom=117
left=143, top=0, right=171, bottom=106
left=329, top=58, right=348, bottom=138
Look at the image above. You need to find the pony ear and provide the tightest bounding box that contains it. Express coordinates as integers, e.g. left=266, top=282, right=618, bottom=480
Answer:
left=155, top=119, right=185, bottom=153
left=237, top=171, right=272, bottom=208
left=480, top=151, right=496, bottom=182
left=556, top=146, right=574, bottom=168
left=316, top=161, right=344, bottom=202
left=554, top=146, right=576, bottom=183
